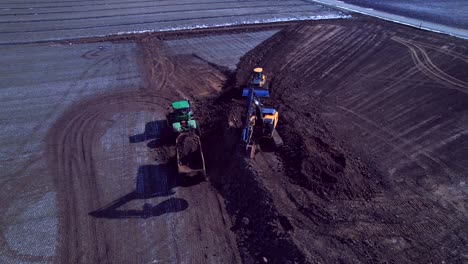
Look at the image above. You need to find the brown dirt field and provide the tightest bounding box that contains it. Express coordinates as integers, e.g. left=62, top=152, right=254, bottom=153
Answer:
left=41, top=17, right=468, bottom=263
left=44, top=35, right=237, bottom=263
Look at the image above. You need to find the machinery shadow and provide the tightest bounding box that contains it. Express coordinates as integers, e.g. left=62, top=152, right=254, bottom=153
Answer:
left=258, top=137, right=276, bottom=153
left=128, top=120, right=169, bottom=144
left=89, top=195, right=188, bottom=219
left=89, top=164, right=202, bottom=219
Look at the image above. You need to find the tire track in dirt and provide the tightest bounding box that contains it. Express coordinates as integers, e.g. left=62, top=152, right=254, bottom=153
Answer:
left=318, top=29, right=388, bottom=95
left=0, top=44, right=129, bottom=263
left=330, top=32, right=468, bottom=183
left=400, top=38, right=468, bottom=63
left=46, top=90, right=171, bottom=263
left=279, top=25, right=344, bottom=72
left=342, top=60, right=419, bottom=111
left=137, top=37, right=174, bottom=91
left=5, top=52, right=115, bottom=185
left=272, top=24, right=370, bottom=104
left=393, top=36, right=468, bottom=94
left=336, top=106, right=465, bottom=178
left=310, top=27, right=378, bottom=79
left=45, top=34, right=236, bottom=263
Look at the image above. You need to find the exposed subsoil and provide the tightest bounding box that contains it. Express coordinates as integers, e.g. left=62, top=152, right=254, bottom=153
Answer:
left=45, top=17, right=468, bottom=263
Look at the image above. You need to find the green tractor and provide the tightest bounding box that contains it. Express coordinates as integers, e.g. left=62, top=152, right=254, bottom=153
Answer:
left=167, top=100, right=206, bottom=179
left=167, top=100, right=198, bottom=134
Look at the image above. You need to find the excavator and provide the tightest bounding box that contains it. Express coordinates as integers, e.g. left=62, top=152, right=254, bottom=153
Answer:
left=242, top=67, right=270, bottom=97
left=241, top=69, right=283, bottom=158
left=167, top=100, right=205, bottom=178
left=252, top=67, right=267, bottom=88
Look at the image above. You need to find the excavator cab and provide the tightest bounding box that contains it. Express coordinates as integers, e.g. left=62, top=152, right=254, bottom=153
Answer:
left=252, top=67, right=267, bottom=87
left=260, top=108, right=283, bottom=148
left=261, top=108, right=278, bottom=137
left=242, top=67, right=270, bottom=97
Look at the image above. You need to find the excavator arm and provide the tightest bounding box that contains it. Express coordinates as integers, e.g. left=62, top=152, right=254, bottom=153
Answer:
left=240, top=68, right=283, bottom=158
left=241, top=87, right=257, bottom=157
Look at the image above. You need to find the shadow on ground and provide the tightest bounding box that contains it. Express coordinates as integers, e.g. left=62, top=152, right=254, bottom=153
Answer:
left=129, top=120, right=169, bottom=144
left=90, top=162, right=203, bottom=219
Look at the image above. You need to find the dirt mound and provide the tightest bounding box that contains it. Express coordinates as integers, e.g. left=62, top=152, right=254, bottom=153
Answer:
left=276, top=114, right=377, bottom=201
left=218, top=19, right=468, bottom=263
left=234, top=23, right=379, bottom=201
left=176, top=132, right=203, bottom=169
left=199, top=97, right=306, bottom=264
left=194, top=24, right=380, bottom=262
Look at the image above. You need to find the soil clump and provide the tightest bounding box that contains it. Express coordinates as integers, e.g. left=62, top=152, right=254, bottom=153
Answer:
left=177, top=132, right=203, bottom=169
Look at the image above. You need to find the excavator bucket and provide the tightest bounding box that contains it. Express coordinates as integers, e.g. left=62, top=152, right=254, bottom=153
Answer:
left=246, top=144, right=256, bottom=159
left=242, top=88, right=269, bottom=97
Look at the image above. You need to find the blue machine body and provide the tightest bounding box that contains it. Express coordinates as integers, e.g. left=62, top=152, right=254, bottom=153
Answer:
left=241, top=86, right=269, bottom=147
left=242, top=88, right=270, bottom=98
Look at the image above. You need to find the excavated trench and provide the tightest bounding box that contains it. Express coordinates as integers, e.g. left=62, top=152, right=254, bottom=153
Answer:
left=195, top=40, right=380, bottom=262
left=197, top=76, right=376, bottom=264
left=197, top=95, right=307, bottom=263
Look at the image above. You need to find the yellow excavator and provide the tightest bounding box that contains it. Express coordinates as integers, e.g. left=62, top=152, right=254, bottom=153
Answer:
left=252, top=67, right=267, bottom=88
left=241, top=68, right=283, bottom=158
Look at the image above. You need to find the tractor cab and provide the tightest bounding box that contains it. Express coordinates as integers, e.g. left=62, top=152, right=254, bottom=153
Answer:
left=252, top=67, right=266, bottom=87
left=167, top=100, right=197, bottom=133
left=169, top=100, right=193, bottom=121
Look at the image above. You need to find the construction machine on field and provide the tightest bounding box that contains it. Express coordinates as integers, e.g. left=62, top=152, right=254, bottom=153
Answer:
left=252, top=67, right=268, bottom=88
left=243, top=67, right=270, bottom=97
left=240, top=70, right=283, bottom=158
left=167, top=100, right=199, bottom=134
left=167, top=100, right=205, bottom=178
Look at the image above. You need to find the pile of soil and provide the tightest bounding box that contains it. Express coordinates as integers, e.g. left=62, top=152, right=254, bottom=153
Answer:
left=199, top=97, right=306, bottom=264
left=208, top=18, right=468, bottom=263
left=176, top=132, right=203, bottom=169
left=233, top=24, right=379, bottom=201
left=195, top=36, right=380, bottom=262
left=196, top=20, right=386, bottom=263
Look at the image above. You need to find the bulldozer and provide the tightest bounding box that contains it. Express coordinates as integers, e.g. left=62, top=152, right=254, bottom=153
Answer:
left=167, top=100, right=205, bottom=178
